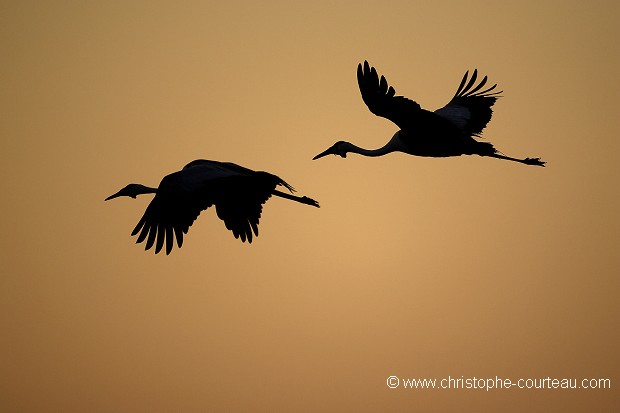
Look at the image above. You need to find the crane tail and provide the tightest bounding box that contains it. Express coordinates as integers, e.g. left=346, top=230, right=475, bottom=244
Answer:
left=278, top=179, right=295, bottom=193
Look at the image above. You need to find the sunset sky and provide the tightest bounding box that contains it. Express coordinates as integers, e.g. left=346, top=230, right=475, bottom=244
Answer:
left=1, top=1, right=619, bottom=411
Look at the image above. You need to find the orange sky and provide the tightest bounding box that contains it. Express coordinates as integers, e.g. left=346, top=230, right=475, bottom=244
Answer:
left=1, top=1, right=619, bottom=411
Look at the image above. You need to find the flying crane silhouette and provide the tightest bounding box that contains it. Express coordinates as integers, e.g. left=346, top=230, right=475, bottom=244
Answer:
left=105, top=159, right=319, bottom=255
left=313, top=61, right=545, bottom=166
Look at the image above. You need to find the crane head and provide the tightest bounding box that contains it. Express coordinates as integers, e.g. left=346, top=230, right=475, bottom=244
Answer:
left=312, top=141, right=350, bottom=160
left=104, top=184, right=156, bottom=201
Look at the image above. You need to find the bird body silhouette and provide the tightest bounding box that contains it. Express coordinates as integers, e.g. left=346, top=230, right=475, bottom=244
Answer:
left=313, top=61, right=545, bottom=166
left=105, top=159, right=319, bottom=254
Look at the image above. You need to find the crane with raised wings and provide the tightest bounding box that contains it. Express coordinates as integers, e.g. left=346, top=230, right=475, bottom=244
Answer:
left=313, top=61, right=545, bottom=166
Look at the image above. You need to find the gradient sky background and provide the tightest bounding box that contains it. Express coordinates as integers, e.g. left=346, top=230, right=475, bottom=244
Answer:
left=1, top=1, right=619, bottom=411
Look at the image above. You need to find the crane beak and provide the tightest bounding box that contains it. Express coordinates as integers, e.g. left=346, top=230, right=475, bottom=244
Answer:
left=104, top=191, right=123, bottom=201
left=312, top=146, right=338, bottom=160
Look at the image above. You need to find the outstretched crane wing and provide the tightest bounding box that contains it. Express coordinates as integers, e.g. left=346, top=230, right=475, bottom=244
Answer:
left=130, top=162, right=296, bottom=254
left=131, top=166, right=219, bottom=255
left=214, top=173, right=291, bottom=244
left=357, top=60, right=423, bottom=130
left=434, top=69, right=502, bottom=137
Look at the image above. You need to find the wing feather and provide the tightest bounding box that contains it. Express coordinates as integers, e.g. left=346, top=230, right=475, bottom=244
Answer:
left=130, top=165, right=219, bottom=255
left=357, top=60, right=422, bottom=130
left=214, top=172, right=284, bottom=245
left=454, top=71, right=470, bottom=98
left=435, top=69, right=503, bottom=137
left=462, top=74, right=487, bottom=97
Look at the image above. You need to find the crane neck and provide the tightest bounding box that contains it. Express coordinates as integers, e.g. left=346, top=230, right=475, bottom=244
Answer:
left=346, top=132, right=403, bottom=157
left=141, top=186, right=158, bottom=194
left=347, top=143, right=396, bottom=157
